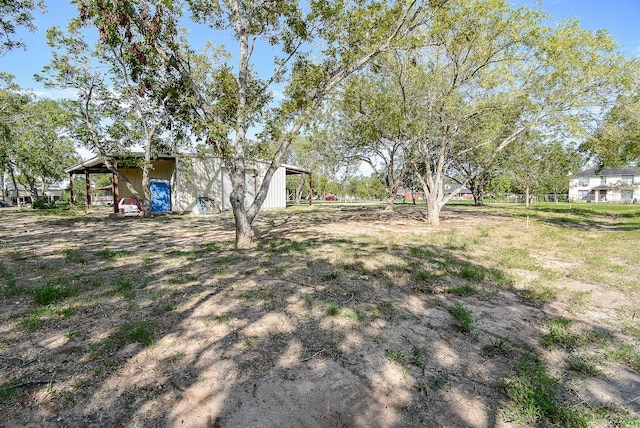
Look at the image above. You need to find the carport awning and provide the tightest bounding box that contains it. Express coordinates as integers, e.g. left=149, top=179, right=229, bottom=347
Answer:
left=65, top=156, right=113, bottom=174
left=282, top=164, right=312, bottom=176
left=65, top=154, right=178, bottom=175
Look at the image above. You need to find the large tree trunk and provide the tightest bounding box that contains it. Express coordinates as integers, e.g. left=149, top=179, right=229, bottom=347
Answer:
left=471, top=183, right=484, bottom=206
left=229, top=168, right=252, bottom=248
left=425, top=194, right=441, bottom=225
left=384, top=191, right=395, bottom=211
left=141, top=165, right=151, bottom=218
left=233, top=205, right=252, bottom=248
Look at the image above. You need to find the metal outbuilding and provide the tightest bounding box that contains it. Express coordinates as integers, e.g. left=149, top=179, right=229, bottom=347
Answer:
left=65, top=154, right=311, bottom=213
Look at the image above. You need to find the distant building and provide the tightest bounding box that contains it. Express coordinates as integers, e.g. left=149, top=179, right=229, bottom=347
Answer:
left=569, top=167, right=640, bottom=203
left=443, top=183, right=473, bottom=200
left=5, top=181, right=69, bottom=205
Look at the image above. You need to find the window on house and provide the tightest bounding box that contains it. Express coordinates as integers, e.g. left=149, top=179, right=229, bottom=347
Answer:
left=600, top=176, right=607, bottom=184
left=622, top=190, right=633, bottom=201
left=622, top=175, right=634, bottom=184
left=578, top=177, right=589, bottom=187
left=578, top=190, right=589, bottom=200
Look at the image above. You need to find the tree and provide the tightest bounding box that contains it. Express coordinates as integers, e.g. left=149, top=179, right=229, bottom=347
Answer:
left=0, top=0, right=45, bottom=55
left=0, top=74, right=30, bottom=206
left=41, top=19, right=190, bottom=217
left=12, top=98, right=78, bottom=198
left=581, top=83, right=640, bottom=168
left=539, top=141, right=583, bottom=203
left=78, top=0, right=440, bottom=248
left=318, top=52, right=412, bottom=211
left=395, top=0, right=627, bottom=224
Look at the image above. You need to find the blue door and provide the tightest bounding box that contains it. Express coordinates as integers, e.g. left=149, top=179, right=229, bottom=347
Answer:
left=150, top=180, right=171, bottom=213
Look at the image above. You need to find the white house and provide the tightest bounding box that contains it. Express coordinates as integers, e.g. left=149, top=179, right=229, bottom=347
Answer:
left=569, top=167, right=640, bottom=203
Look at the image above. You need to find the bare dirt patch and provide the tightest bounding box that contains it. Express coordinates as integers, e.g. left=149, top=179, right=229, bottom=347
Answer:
left=0, top=204, right=638, bottom=427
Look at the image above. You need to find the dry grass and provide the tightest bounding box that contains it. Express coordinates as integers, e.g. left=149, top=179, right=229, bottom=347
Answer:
left=0, top=202, right=639, bottom=427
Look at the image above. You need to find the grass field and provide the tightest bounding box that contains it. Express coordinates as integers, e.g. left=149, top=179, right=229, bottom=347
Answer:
left=0, top=202, right=639, bottom=427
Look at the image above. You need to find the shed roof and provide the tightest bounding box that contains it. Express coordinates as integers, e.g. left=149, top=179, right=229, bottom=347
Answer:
left=65, top=154, right=177, bottom=175
left=282, top=164, right=312, bottom=175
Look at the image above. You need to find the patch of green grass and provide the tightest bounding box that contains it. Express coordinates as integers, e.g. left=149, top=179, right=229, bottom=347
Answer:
left=96, top=249, right=131, bottom=259
left=500, top=353, right=591, bottom=427
left=619, top=310, right=640, bottom=339
left=386, top=348, right=404, bottom=362
left=267, top=239, right=308, bottom=254
left=447, top=284, right=475, bottom=296
left=342, top=308, right=363, bottom=321
left=152, top=301, right=178, bottom=315
left=326, top=303, right=340, bottom=316
left=409, top=345, right=428, bottom=368
left=430, top=375, right=447, bottom=390
left=64, top=248, right=86, bottom=264
left=0, top=376, right=26, bottom=403
left=448, top=302, right=475, bottom=333
left=32, top=280, right=78, bottom=305
left=499, top=247, right=538, bottom=270
left=592, top=406, right=640, bottom=428
left=538, top=317, right=579, bottom=349
left=521, top=282, right=557, bottom=303
left=408, top=247, right=435, bottom=259
left=213, top=314, right=230, bottom=324
left=20, top=310, right=44, bottom=331
left=303, top=293, right=313, bottom=307
left=0, top=263, right=27, bottom=297
left=568, top=290, right=592, bottom=312
left=458, top=263, right=487, bottom=282
left=110, top=276, right=135, bottom=300
left=120, top=321, right=154, bottom=347
left=483, top=337, right=511, bottom=357
left=606, top=344, right=640, bottom=372
left=340, top=261, right=354, bottom=270
left=415, top=269, right=431, bottom=282
left=567, top=355, right=600, bottom=376
left=323, top=271, right=340, bottom=281
left=64, top=330, right=89, bottom=341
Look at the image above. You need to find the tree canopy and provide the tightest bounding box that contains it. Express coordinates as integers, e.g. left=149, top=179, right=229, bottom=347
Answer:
left=0, top=0, right=45, bottom=55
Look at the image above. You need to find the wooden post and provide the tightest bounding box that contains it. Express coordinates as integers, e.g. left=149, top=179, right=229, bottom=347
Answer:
left=308, top=173, right=314, bottom=205
left=69, top=173, right=75, bottom=208
left=112, top=161, right=119, bottom=213
left=85, top=168, right=92, bottom=209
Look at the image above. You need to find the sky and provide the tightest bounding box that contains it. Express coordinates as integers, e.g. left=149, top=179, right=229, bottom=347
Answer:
left=1, top=0, right=639, bottom=98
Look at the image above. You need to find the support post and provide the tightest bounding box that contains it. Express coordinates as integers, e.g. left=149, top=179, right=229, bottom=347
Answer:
left=85, top=168, right=92, bottom=210
left=308, top=173, right=314, bottom=205
left=69, top=174, right=75, bottom=208
left=112, top=161, right=119, bottom=213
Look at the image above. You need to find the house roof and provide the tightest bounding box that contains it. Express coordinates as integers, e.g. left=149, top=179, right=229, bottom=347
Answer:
left=443, top=183, right=472, bottom=193
left=574, top=167, right=640, bottom=177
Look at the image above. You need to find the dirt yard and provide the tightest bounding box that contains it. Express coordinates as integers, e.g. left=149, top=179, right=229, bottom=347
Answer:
left=0, top=204, right=639, bottom=427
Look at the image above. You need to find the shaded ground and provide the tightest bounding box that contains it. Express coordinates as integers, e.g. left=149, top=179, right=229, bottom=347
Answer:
left=0, top=203, right=639, bottom=427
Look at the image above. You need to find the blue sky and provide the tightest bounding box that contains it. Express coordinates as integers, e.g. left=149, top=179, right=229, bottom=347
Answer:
left=2, top=0, right=639, bottom=97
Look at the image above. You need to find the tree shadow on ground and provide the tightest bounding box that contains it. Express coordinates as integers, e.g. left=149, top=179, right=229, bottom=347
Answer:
left=0, top=207, right=638, bottom=427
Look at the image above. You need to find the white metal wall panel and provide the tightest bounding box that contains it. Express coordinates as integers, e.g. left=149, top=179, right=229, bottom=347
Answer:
left=261, top=166, right=286, bottom=209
